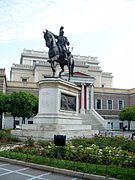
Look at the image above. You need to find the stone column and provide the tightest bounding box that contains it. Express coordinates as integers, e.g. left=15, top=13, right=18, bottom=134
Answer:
left=86, top=85, right=90, bottom=111
left=90, top=84, right=94, bottom=109
left=80, top=83, right=85, bottom=114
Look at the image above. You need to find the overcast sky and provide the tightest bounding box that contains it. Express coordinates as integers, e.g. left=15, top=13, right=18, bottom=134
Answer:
left=0, top=0, right=135, bottom=89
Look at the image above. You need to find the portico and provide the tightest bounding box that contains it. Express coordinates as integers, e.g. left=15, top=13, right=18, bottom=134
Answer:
left=66, top=72, right=95, bottom=114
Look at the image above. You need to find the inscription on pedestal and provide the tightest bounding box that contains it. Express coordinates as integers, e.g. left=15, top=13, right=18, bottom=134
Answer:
left=61, top=93, right=76, bottom=111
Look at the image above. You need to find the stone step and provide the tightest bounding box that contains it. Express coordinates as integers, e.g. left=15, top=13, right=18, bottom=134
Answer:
left=79, top=111, right=105, bottom=130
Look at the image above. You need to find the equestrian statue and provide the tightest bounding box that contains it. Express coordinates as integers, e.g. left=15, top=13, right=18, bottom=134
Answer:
left=43, top=26, right=74, bottom=80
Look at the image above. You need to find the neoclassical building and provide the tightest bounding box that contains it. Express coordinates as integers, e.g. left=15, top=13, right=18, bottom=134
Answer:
left=0, top=49, right=135, bottom=130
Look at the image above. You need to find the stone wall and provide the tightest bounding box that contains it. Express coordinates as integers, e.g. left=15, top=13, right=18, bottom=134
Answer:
left=0, top=69, right=6, bottom=93
left=129, top=88, right=135, bottom=106
left=6, top=81, right=39, bottom=96
left=94, top=87, right=131, bottom=119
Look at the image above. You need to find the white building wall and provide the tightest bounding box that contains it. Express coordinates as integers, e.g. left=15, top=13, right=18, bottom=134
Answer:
left=3, top=116, right=33, bottom=129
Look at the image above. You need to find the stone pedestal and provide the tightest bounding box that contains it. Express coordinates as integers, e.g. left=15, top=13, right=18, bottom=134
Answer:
left=34, top=78, right=81, bottom=126
left=12, top=78, right=98, bottom=140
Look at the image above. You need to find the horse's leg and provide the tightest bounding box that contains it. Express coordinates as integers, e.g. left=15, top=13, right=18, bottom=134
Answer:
left=50, top=55, right=59, bottom=77
left=59, top=64, right=64, bottom=78
left=50, top=61, right=56, bottom=77
left=53, top=61, right=59, bottom=77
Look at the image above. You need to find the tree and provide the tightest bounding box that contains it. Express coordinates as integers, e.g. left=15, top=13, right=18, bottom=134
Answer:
left=119, top=106, right=135, bottom=131
left=9, top=92, right=22, bottom=129
left=0, top=93, right=9, bottom=130
left=18, top=92, right=38, bottom=124
left=9, top=91, right=38, bottom=129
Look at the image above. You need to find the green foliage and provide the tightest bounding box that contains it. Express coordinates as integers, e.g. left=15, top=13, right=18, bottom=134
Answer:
left=10, top=139, right=135, bottom=168
left=0, top=92, right=9, bottom=113
left=37, top=140, right=52, bottom=147
left=71, top=136, right=135, bottom=152
left=0, top=91, right=38, bottom=129
left=0, top=130, right=19, bottom=143
left=8, top=91, right=38, bottom=126
left=119, top=106, right=135, bottom=121
left=119, top=106, right=135, bottom=130
left=63, top=142, right=132, bottom=167
left=9, top=91, right=38, bottom=119
left=25, top=137, right=35, bottom=147
left=0, top=93, right=9, bottom=129
left=0, top=151, right=135, bottom=179
left=1, top=136, right=135, bottom=179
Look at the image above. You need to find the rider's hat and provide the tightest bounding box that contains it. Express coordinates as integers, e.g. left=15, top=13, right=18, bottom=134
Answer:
left=59, top=26, right=64, bottom=35
left=60, top=26, right=64, bottom=31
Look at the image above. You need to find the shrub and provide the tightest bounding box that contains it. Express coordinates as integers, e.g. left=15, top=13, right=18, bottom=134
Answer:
left=25, top=137, right=35, bottom=147
left=0, top=130, right=19, bottom=143
left=71, top=136, right=135, bottom=152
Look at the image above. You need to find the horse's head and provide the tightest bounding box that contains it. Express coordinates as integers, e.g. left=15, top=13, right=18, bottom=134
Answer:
left=43, top=30, right=55, bottom=48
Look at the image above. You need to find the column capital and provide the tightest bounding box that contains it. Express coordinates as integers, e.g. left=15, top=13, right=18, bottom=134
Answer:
left=86, top=83, right=92, bottom=87
left=89, top=83, right=94, bottom=87
left=81, top=83, right=85, bottom=86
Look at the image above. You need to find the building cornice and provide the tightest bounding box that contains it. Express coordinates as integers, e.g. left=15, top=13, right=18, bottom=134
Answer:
left=94, top=87, right=130, bottom=95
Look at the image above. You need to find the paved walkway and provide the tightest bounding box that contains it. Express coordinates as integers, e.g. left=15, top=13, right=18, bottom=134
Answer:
left=99, top=130, right=135, bottom=139
left=0, top=161, right=83, bottom=180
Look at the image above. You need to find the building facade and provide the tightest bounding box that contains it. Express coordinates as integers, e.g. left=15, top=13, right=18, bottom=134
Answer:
left=0, top=49, right=135, bottom=130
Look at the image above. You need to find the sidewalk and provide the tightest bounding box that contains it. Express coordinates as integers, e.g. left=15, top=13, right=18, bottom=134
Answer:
left=0, top=156, right=117, bottom=180
left=0, top=143, right=118, bottom=180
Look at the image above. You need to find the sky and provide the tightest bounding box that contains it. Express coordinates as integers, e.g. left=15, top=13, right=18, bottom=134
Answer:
left=0, top=0, right=135, bottom=89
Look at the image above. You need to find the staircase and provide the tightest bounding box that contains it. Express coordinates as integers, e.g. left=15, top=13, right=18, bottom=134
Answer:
left=80, top=109, right=107, bottom=130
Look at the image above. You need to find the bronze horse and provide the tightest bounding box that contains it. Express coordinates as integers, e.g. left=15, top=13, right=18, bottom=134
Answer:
left=43, top=30, right=74, bottom=80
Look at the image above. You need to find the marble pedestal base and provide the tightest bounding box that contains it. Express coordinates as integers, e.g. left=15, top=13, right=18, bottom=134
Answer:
left=11, top=78, right=98, bottom=140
